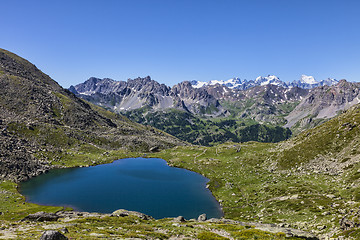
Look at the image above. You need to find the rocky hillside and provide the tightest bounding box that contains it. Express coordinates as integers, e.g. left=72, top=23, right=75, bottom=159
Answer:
left=276, top=101, right=360, bottom=172
left=285, top=80, right=360, bottom=133
left=0, top=49, right=183, bottom=182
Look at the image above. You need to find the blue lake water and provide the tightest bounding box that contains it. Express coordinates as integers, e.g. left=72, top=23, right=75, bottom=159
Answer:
left=20, top=158, right=223, bottom=219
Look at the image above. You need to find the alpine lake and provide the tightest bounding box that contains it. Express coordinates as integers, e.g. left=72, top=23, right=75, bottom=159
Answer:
left=19, top=158, right=223, bottom=220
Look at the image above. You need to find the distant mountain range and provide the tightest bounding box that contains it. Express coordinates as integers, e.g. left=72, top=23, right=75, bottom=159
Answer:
left=191, top=74, right=339, bottom=90
left=70, top=75, right=360, bottom=145
left=69, top=74, right=340, bottom=117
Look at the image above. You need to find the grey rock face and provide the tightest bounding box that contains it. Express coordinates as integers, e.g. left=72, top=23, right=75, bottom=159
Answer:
left=40, top=230, right=68, bottom=240
left=72, top=77, right=224, bottom=116
left=71, top=76, right=176, bottom=112
left=285, top=80, right=360, bottom=129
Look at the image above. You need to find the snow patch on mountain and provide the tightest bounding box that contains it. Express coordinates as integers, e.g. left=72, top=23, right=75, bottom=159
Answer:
left=190, top=80, right=208, bottom=88
left=300, top=75, right=317, bottom=84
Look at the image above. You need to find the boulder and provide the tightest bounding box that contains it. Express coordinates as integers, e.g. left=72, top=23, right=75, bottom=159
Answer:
left=149, top=146, right=160, bottom=152
left=206, top=218, right=222, bottom=223
left=40, top=230, right=67, bottom=240
left=174, top=216, right=186, bottom=222
left=112, top=209, right=153, bottom=220
left=22, top=212, right=60, bottom=222
left=197, top=213, right=207, bottom=221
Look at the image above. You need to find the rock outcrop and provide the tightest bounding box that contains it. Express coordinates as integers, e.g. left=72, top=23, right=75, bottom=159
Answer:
left=40, top=230, right=68, bottom=240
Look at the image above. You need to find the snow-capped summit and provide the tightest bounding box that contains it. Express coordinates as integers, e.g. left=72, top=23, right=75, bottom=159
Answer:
left=300, top=75, right=317, bottom=84
left=289, top=75, right=338, bottom=89
left=255, top=75, right=288, bottom=88
left=321, top=78, right=338, bottom=86
left=222, top=77, right=243, bottom=88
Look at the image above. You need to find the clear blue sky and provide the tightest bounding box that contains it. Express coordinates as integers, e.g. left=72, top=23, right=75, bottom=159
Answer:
left=2, top=0, right=359, bottom=87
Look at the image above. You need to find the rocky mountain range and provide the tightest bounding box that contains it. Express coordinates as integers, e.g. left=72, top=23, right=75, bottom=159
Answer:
left=70, top=75, right=360, bottom=145
left=70, top=76, right=223, bottom=116
left=0, top=49, right=183, bottom=181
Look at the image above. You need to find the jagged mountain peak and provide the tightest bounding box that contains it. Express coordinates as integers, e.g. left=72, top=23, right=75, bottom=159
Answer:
left=289, top=75, right=339, bottom=89
left=254, top=75, right=287, bottom=87
left=73, top=77, right=224, bottom=116
left=128, top=75, right=153, bottom=84
left=255, top=75, right=280, bottom=82
left=285, top=79, right=360, bottom=131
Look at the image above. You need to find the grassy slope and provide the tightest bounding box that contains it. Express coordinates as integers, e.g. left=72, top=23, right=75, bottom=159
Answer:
left=150, top=144, right=344, bottom=231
